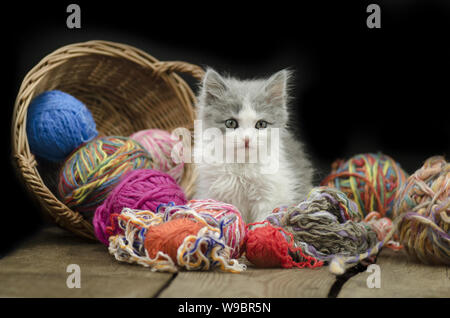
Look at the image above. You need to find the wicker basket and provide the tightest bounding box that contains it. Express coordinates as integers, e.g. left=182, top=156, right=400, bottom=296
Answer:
left=11, top=40, right=205, bottom=240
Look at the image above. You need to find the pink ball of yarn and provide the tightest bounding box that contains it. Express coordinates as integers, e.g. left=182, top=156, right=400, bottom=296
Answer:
left=187, top=199, right=247, bottom=259
left=93, top=169, right=187, bottom=245
left=130, top=129, right=184, bottom=183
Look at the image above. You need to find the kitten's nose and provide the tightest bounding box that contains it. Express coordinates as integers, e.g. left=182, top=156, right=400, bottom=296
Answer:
left=244, top=137, right=250, bottom=148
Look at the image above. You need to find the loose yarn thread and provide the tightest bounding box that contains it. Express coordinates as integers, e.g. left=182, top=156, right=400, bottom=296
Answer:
left=108, top=208, right=246, bottom=273
left=58, top=136, right=153, bottom=216
left=154, top=200, right=246, bottom=259
left=321, top=153, right=408, bottom=218
left=130, top=129, right=184, bottom=183
left=186, top=199, right=246, bottom=259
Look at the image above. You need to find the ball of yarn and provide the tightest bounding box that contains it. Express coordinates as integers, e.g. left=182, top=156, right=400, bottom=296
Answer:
left=393, top=156, right=449, bottom=265
left=245, top=221, right=323, bottom=269
left=94, top=169, right=187, bottom=245
left=130, top=129, right=184, bottom=183
left=266, top=187, right=379, bottom=263
left=108, top=208, right=246, bottom=273
left=245, top=224, right=293, bottom=268
left=321, top=153, right=408, bottom=218
left=26, top=90, right=98, bottom=162
left=363, top=211, right=400, bottom=250
left=58, top=136, right=153, bottom=217
left=186, top=199, right=246, bottom=259
left=144, top=218, right=204, bottom=261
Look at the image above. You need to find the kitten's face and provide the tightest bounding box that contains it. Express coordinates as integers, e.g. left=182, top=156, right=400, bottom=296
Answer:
left=197, top=69, right=289, bottom=162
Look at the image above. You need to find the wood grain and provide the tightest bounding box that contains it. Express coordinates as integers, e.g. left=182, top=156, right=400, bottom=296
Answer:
left=0, top=226, right=174, bottom=297
left=3, top=226, right=447, bottom=298
left=160, top=259, right=337, bottom=298
left=339, top=248, right=450, bottom=297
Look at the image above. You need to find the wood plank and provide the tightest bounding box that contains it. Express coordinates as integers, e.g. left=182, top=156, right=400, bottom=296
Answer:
left=0, top=226, right=174, bottom=297
left=339, top=248, right=449, bottom=297
left=160, top=259, right=337, bottom=297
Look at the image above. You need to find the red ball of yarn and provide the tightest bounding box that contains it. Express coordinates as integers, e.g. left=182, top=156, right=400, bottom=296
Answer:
left=245, top=222, right=323, bottom=269
left=144, top=218, right=204, bottom=261
left=93, top=169, right=187, bottom=245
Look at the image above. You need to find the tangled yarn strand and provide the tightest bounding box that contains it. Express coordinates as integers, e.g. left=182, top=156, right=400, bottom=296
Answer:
left=329, top=213, right=402, bottom=275
left=186, top=199, right=246, bottom=259
left=108, top=207, right=246, bottom=273
left=267, top=187, right=378, bottom=264
left=108, top=209, right=178, bottom=272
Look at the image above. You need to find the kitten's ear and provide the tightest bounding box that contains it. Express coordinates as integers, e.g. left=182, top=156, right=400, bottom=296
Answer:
left=263, top=70, right=290, bottom=107
left=201, top=69, right=227, bottom=105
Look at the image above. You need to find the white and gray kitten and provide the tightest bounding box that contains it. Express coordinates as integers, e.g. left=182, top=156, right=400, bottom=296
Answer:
left=193, top=68, right=313, bottom=223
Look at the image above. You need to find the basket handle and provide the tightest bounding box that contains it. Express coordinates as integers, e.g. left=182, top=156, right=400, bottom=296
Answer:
left=153, top=61, right=205, bottom=81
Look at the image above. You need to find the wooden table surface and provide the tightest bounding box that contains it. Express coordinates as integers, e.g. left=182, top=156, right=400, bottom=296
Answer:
left=0, top=226, right=448, bottom=298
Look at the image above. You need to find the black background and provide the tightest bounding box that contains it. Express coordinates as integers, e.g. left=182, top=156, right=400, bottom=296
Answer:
left=3, top=1, right=450, bottom=254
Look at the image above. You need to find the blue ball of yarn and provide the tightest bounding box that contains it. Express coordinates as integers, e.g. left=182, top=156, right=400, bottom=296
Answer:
left=26, top=90, right=98, bottom=162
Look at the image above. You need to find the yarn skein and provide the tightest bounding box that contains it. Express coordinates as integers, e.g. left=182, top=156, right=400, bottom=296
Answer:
left=265, top=187, right=379, bottom=263
left=58, top=136, right=153, bottom=217
left=393, top=156, right=449, bottom=265
left=329, top=157, right=449, bottom=274
left=108, top=208, right=246, bottom=273
left=187, top=199, right=246, bottom=259
left=27, top=90, right=98, bottom=162
left=244, top=221, right=324, bottom=269
left=94, top=169, right=187, bottom=245
left=130, top=129, right=184, bottom=183
left=144, top=218, right=205, bottom=260
left=321, top=153, right=408, bottom=218
left=155, top=199, right=247, bottom=259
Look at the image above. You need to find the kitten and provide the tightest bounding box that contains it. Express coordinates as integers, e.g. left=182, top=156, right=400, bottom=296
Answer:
left=193, top=68, right=313, bottom=223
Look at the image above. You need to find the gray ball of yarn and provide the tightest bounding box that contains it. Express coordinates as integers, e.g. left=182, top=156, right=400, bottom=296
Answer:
left=266, top=187, right=378, bottom=262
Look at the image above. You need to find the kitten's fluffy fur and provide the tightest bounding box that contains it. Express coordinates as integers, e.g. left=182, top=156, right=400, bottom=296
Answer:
left=194, top=69, right=313, bottom=223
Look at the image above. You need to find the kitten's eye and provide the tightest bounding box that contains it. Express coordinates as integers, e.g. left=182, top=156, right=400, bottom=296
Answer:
left=255, top=120, right=268, bottom=129
left=225, top=119, right=238, bottom=129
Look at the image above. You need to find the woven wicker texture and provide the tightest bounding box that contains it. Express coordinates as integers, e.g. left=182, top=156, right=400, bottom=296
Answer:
left=12, top=40, right=204, bottom=240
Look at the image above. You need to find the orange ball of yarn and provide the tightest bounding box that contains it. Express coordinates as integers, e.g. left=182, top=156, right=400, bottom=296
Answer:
left=144, top=218, right=204, bottom=261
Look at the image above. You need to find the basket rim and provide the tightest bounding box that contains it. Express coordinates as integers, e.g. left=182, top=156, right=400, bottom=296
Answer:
left=11, top=40, right=204, bottom=240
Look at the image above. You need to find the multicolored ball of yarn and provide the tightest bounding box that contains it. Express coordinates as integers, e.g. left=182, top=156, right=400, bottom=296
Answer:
left=328, top=157, right=449, bottom=274
left=156, top=199, right=246, bottom=259
left=108, top=208, right=246, bottom=273
left=265, top=187, right=379, bottom=264
left=321, top=153, right=408, bottom=218
left=26, top=90, right=98, bottom=162
left=93, top=169, right=187, bottom=245
left=393, top=156, right=449, bottom=265
left=130, top=129, right=184, bottom=183
left=363, top=211, right=400, bottom=250
left=57, top=136, right=153, bottom=217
